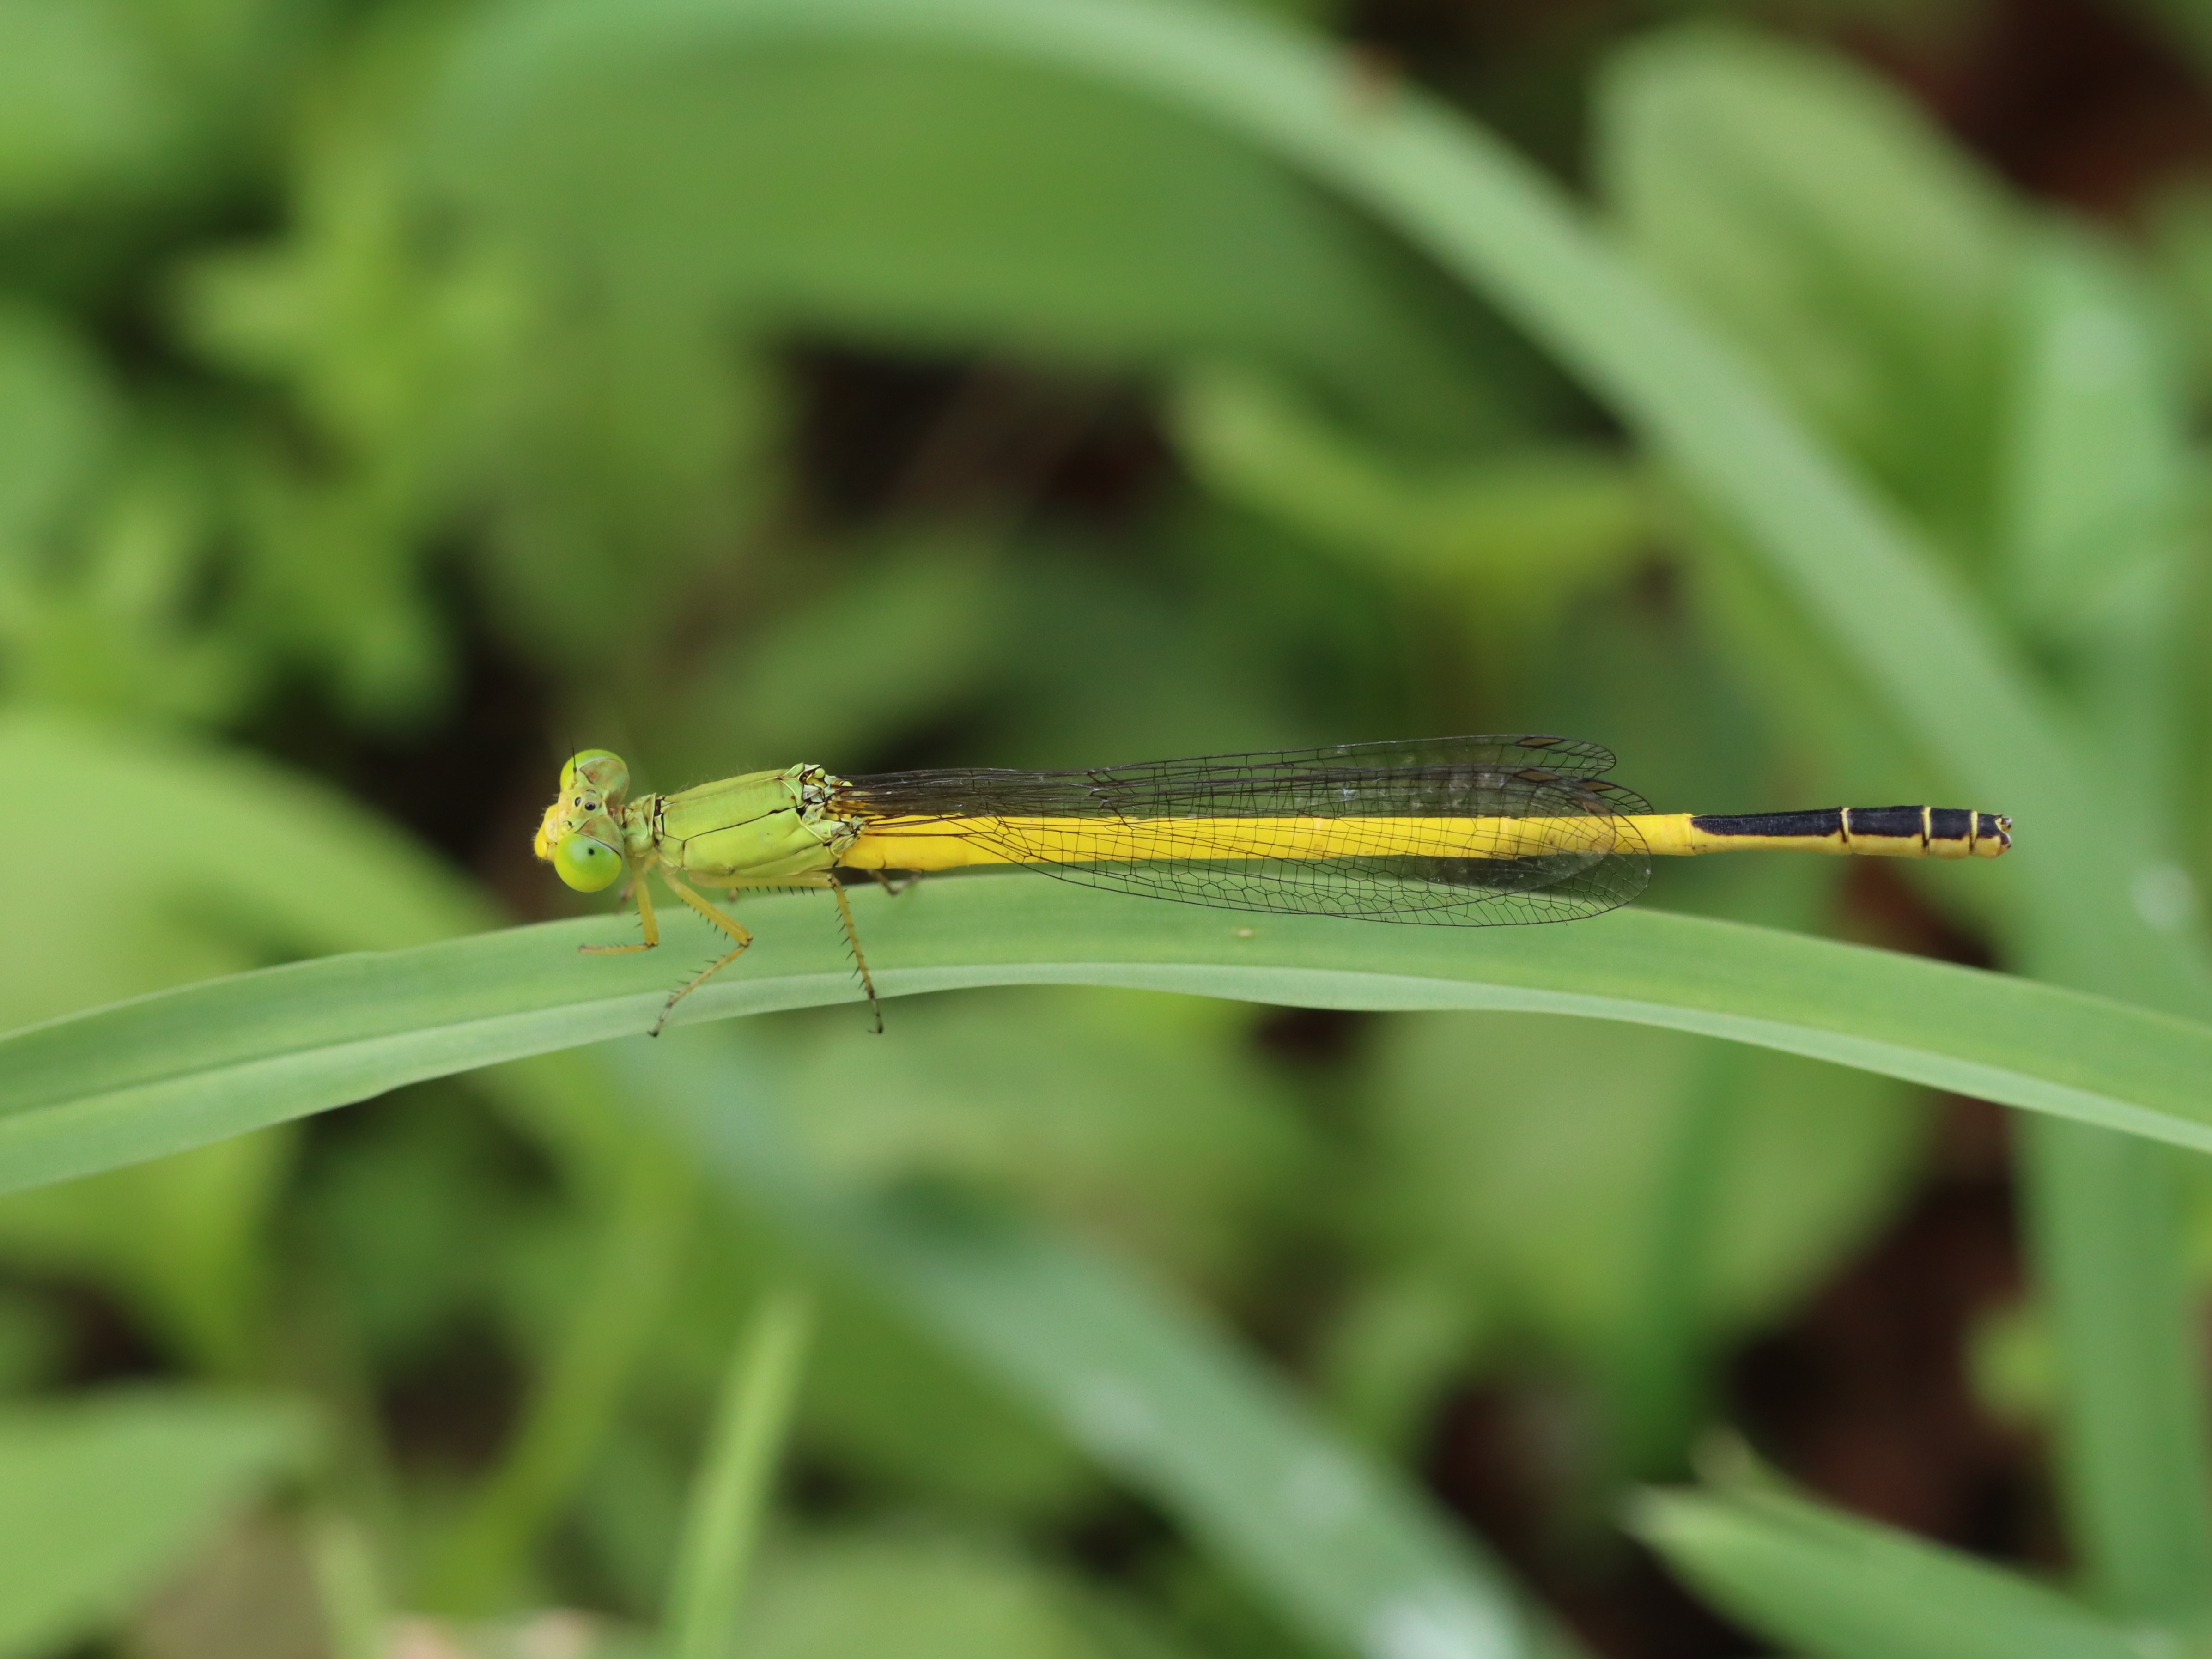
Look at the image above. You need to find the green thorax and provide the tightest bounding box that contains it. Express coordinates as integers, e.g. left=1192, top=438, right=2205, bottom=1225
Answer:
left=635, top=763, right=860, bottom=883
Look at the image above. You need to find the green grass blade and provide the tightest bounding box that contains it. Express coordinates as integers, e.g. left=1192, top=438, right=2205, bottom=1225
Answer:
left=1630, top=1483, right=2141, bottom=1659
left=631, top=1031, right=1584, bottom=1659
left=663, top=1286, right=814, bottom=1659
left=1, top=880, right=2208, bottom=1198
left=1598, top=1043, right=1747, bottom=1478
left=308, top=1510, right=389, bottom=1659
left=2019, top=1120, right=2212, bottom=1620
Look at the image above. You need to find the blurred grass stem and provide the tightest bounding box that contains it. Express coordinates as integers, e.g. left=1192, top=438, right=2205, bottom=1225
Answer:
left=663, top=1285, right=815, bottom=1659
left=309, top=1509, right=388, bottom=1659
left=1601, top=1045, right=1745, bottom=1480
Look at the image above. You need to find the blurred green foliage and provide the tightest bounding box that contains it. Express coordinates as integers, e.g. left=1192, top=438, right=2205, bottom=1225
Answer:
left=8, top=0, right=2212, bottom=1653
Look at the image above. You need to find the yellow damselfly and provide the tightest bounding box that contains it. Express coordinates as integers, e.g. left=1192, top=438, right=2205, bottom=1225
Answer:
left=534, top=735, right=2011, bottom=1033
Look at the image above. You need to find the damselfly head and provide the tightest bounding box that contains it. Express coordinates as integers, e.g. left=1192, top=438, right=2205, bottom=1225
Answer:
left=534, top=749, right=632, bottom=891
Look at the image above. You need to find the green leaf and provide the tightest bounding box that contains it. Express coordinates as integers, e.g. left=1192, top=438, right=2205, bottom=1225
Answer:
left=427, top=16, right=1498, bottom=446
left=1998, top=232, right=2189, bottom=663
left=664, top=1287, right=814, bottom=1659
left=2, top=878, right=2208, bottom=1202
left=0, top=1390, right=305, bottom=1659
left=1598, top=27, right=2018, bottom=557
left=1172, top=365, right=1646, bottom=583
left=1630, top=1483, right=2142, bottom=1659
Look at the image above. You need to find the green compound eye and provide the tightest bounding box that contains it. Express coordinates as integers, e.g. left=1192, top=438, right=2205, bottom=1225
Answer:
left=553, top=835, right=625, bottom=893
left=560, top=749, right=630, bottom=800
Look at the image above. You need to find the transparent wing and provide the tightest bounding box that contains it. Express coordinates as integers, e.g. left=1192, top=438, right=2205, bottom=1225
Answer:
left=839, top=734, right=1651, bottom=925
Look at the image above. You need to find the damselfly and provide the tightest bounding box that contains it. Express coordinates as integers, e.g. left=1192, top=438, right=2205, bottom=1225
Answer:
left=534, top=736, right=2011, bottom=1033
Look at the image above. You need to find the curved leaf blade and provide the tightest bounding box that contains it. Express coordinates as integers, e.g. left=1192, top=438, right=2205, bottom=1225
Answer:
left=1630, top=1484, right=2140, bottom=1659
left=0, top=877, right=2200, bottom=1197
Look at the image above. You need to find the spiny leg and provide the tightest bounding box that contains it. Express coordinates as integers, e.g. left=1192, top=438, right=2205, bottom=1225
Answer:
left=651, top=873, right=755, bottom=1036
left=581, top=859, right=659, bottom=956
left=831, top=878, right=885, bottom=1034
